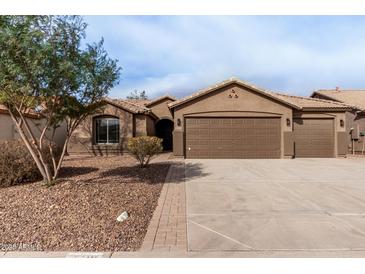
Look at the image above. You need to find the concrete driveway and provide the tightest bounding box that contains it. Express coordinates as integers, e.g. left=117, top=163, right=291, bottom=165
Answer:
left=185, top=158, right=365, bottom=253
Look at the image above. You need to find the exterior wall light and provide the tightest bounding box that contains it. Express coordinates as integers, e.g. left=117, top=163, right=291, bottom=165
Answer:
left=340, top=119, right=344, bottom=127
left=286, top=118, right=291, bottom=127
left=177, top=118, right=181, bottom=127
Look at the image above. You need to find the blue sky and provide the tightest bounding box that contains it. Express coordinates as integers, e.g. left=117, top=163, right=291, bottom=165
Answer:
left=84, top=16, right=365, bottom=99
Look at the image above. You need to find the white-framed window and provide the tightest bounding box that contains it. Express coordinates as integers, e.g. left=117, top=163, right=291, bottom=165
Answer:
left=94, top=116, right=120, bottom=144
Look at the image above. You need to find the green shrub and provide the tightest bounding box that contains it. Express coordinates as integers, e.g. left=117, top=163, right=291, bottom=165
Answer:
left=127, top=136, right=163, bottom=167
left=0, top=140, right=59, bottom=187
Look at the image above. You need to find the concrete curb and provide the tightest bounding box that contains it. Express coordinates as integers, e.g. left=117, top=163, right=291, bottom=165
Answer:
left=4, top=250, right=365, bottom=258
left=2, top=251, right=112, bottom=258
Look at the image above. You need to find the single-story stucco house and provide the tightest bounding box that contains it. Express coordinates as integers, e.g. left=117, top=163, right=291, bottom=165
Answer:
left=2, top=78, right=365, bottom=158
left=311, top=89, right=365, bottom=154
left=68, top=78, right=356, bottom=159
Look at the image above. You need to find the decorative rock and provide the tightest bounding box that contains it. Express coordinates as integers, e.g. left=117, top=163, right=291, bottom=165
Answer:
left=117, top=211, right=129, bottom=222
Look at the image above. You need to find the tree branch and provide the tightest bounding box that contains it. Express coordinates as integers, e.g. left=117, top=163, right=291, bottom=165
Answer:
left=7, top=107, right=48, bottom=180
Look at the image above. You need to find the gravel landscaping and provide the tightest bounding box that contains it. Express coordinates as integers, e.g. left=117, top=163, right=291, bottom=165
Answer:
left=0, top=155, right=171, bottom=252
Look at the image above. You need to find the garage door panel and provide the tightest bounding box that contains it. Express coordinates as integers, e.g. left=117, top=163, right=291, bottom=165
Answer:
left=243, top=119, right=255, bottom=128
left=294, top=118, right=334, bottom=158
left=185, top=117, right=281, bottom=159
left=231, top=139, right=242, bottom=145
left=195, top=150, right=210, bottom=158
left=198, top=119, right=209, bottom=125
left=209, top=128, right=221, bottom=136
left=232, top=128, right=243, bottom=136
left=221, top=131, right=233, bottom=139
left=186, top=139, right=200, bottom=145
left=209, top=119, right=223, bottom=128
left=231, top=120, right=244, bottom=128
left=209, top=139, right=221, bottom=146
left=188, top=144, right=210, bottom=150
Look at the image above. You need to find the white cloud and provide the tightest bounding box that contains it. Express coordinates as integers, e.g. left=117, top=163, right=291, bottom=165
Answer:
left=84, top=16, right=365, bottom=99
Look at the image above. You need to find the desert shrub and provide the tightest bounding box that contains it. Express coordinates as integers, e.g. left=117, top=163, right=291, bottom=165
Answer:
left=0, top=140, right=60, bottom=187
left=127, top=136, right=163, bottom=167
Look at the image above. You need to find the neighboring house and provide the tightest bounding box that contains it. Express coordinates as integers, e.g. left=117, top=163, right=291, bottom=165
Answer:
left=68, top=77, right=351, bottom=159
left=311, top=89, right=365, bottom=154
left=67, top=95, right=176, bottom=155
left=0, top=104, right=67, bottom=148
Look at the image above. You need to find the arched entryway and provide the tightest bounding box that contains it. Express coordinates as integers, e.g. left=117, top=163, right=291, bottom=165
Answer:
left=155, top=118, right=174, bottom=151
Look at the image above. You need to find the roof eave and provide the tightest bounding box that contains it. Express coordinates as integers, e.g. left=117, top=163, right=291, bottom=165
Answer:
left=301, top=107, right=352, bottom=112
left=145, top=95, right=177, bottom=107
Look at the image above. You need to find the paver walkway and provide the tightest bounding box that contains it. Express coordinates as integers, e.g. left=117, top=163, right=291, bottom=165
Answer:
left=141, top=162, right=187, bottom=252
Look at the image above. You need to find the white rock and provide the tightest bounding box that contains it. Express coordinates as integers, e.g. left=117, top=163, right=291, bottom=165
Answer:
left=117, top=211, right=129, bottom=222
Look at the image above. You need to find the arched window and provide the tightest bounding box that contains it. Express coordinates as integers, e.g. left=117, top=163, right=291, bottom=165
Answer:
left=94, top=116, right=120, bottom=144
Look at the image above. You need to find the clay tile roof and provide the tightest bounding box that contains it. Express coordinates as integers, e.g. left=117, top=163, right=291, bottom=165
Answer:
left=271, top=92, right=352, bottom=110
left=312, top=89, right=365, bottom=111
left=167, top=77, right=351, bottom=111
left=168, top=77, right=301, bottom=109
left=124, top=99, right=152, bottom=107
left=103, top=98, right=150, bottom=114
left=145, top=95, right=176, bottom=107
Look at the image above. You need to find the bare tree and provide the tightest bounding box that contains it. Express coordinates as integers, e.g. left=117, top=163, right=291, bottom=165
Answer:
left=126, top=90, right=148, bottom=100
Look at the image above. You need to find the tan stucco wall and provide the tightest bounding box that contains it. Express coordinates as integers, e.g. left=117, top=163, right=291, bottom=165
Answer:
left=172, top=83, right=293, bottom=158
left=149, top=98, right=174, bottom=120
left=0, top=113, right=67, bottom=148
left=135, top=114, right=156, bottom=136
left=146, top=115, right=156, bottom=136
left=68, top=104, right=136, bottom=155
left=49, top=121, right=67, bottom=148
left=283, top=131, right=294, bottom=157
left=135, top=114, right=147, bottom=137
left=293, top=110, right=347, bottom=157
left=0, top=113, right=15, bottom=140
left=345, top=111, right=365, bottom=153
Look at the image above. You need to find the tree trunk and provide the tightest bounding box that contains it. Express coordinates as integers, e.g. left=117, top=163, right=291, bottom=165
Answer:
left=52, top=135, right=70, bottom=180
left=8, top=114, right=48, bottom=181
left=19, top=128, right=49, bottom=181
left=18, top=114, right=53, bottom=183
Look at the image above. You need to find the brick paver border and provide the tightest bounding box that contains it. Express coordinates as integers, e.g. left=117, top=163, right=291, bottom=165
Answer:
left=141, top=162, right=187, bottom=252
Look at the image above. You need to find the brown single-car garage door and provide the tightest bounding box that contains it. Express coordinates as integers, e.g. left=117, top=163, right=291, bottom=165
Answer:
left=293, top=118, right=334, bottom=158
left=185, top=117, right=281, bottom=159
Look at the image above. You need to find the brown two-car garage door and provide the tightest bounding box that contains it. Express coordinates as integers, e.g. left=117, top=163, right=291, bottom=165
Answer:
left=293, top=118, right=334, bottom=158
left=185, top=117, right=281, bottom=159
